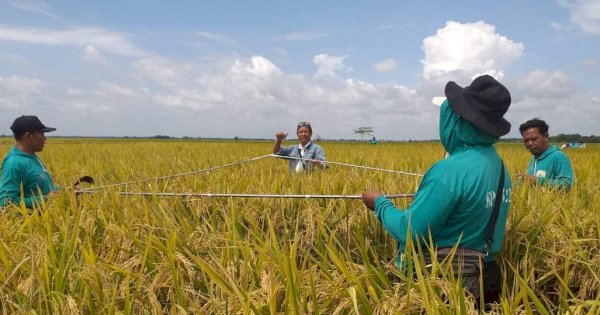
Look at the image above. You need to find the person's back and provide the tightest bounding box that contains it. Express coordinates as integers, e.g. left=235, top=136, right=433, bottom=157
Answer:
left=362, top=75, right=512, bottom=302
left=394, top=100, right=510, bottom=262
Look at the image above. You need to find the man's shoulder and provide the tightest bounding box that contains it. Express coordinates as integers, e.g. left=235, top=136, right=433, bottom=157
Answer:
left=2, top=152, right=32, bottom=168
left=548, top=147, right=571, bottom=161
left=429, top=151, right=497, bottom=177
left=309, top=142, right=324, bottom=150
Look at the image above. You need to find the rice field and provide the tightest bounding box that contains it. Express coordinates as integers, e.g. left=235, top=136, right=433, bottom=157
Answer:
left=0, top=138, right=598, bottom=314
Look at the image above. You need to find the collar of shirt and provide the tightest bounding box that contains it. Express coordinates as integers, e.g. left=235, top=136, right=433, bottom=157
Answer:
left=298, top=141, right=312, bottom=151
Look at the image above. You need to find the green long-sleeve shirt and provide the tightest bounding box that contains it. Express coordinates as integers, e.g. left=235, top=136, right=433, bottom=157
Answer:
left=527, top=145, right=574, bottom=190
left=0, top=146, right=57, bottom=208
left=374, top=100, right=511, bottom=267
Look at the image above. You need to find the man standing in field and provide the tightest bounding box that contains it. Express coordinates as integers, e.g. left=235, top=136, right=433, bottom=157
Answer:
left=362, top=75, right=512, bottom=303
left=517, top=118, right=574, bottom=190
left=0, top=115, right=59, bottom=209
left=273, top=121, right=326, bottom=172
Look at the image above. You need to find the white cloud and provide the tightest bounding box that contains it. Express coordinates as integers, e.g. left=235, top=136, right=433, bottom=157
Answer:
left=8, top=0, right=60, bottom=19
left=0, top=75, right=45, bottom=94
left=513, top=70, right=575, bottom=100
left=282, top=31, right=327, bottom=41
left=0, top=97, right=19, bottom=110
left=0, top=52, right=26, bottom=63
left=373, top=58, right=397, bottom=73
left=421, top=21, right=524, bottom=80
left=231, top=56, right=282, bottom=77
left=132, top=57, right=183, bottom=87
left=559, top=0, right=600, bottom=35
left=581, top=58, right=599, bottom=68
left=313, top=54, right=349, bottom=77
left=195, top=31, right=237, bottom=46
left=66, top=88, right=83, bottom=96
left=82, top=44, right=107, bottom=63
left=96, top=82, right=138, bottom=98
left=0, top=25, right=146, bottom=56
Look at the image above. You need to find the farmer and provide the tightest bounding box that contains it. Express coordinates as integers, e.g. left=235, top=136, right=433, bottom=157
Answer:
left=0, top=115, right=59, bottom=209
left=273, top=121, right=326, bottom=172
left=517, top=118, right=574, bottom=190
left=362, top=75, right=512, bottom=302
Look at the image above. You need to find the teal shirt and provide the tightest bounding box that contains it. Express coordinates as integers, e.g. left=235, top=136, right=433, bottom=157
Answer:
left=0, top=146, right=57, bottom=208
left=374, top=101, right=511, bottom=266
left=527, top=145, right=574, bottom=190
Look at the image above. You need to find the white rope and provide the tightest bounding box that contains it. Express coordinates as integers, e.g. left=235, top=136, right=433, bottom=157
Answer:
left=80, top=154, right=274, bottom=191
left=79, top=153, right=422, bottom=198
left=271, top=154, right=423, bottom=177
left=75, top=190, right=414, bottom=199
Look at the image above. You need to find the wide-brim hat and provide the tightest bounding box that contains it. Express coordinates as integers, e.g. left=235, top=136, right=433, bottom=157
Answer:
left=444, top=75, right=511, bottom=137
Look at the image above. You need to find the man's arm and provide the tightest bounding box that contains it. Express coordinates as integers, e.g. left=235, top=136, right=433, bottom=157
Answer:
left=362, top=179, right=456, bottom=244
left=273, top=132, right=289, bottom=154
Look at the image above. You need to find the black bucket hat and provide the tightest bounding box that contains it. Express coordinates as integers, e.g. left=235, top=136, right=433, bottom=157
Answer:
left=10, top=115, right=56, bottom=135
left=445, top=75, right=511, bottom=137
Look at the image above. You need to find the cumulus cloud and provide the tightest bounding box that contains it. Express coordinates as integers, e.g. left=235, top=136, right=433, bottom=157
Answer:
left=0, top=25, right=146, bottom=56
left=513, top=70, right=575, bottom=100
left=421, top=21, right=524, bottom=80
left=313, top=54, right=349, bottom=77
left=559, top=0, right=600, bottom=35
left=82, top=44, right=107, bottom=63
left=132, top=57, right=184, bottom=87
left=373, top=58, right=397, bottom=73
left=231, top=56, right=282, bottom=77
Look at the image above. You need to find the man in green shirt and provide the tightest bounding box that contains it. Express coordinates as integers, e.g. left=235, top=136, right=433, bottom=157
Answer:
left=0, top=115, right=58, bottom=209
left=362, top=75, right=512, bottom=302
left=517, top=118, right=574, bottom=190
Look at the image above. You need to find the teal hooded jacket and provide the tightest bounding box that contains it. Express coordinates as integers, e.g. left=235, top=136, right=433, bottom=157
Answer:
left=526, top=145, right=573, bottom=190
left=373, top=100, right=511, bottom=265
left=0, top=146, right=57, bottom=208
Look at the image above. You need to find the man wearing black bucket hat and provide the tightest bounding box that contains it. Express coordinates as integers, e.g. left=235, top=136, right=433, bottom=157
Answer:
left=0, top=115, right=60, bottom=210
left=363, top=75, right=512, bottom=304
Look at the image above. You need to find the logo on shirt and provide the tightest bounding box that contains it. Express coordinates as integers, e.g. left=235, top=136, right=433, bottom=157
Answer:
left=535, top=170, right=547, bottom=178
left=486, top=188, right=511, bottom=207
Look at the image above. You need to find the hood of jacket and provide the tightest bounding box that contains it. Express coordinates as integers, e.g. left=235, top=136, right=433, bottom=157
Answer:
left=439, top=100, right=498, bottom=154
left=536, top=145, right=559, bottom=160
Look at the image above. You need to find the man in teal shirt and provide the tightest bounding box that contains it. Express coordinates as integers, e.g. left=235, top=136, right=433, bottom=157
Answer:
left=0, top=115, right=58, bottom=209
left=362, top=75, right=512, bottom=302
left=518, top=118, right=574, bottom=190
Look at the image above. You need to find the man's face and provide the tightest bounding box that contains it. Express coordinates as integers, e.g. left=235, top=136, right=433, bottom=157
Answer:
left=297, top=126, right=312, bottom=146
left=24, top=131, right=47, bottom=153
left=521, top=127, right=549, bottom=156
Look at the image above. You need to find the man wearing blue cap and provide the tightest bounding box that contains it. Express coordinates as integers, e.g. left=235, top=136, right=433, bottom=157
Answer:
left=0, top=115, right=59, bottom=209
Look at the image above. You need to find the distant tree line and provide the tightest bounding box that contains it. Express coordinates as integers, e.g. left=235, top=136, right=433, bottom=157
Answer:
left=551, top=133, right=600, bottom=143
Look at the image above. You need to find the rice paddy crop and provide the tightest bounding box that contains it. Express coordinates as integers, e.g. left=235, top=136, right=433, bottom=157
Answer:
left=0, top=138, right=598, bottom=314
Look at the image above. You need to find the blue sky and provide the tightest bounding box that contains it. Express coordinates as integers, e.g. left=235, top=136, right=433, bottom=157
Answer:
left=0, top=0, right=598, bottom=140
